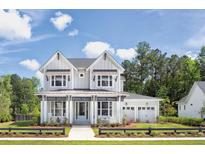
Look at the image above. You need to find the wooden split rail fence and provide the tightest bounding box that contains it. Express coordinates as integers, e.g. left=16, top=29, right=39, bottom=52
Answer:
left=0, top=127, right=65, bottom=135
left=99, top=127, right=205, bottom=135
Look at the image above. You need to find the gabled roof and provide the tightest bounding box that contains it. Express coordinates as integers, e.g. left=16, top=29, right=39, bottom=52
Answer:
left=39, top=51, right=77, bottom=72
left=177, top=81, right=205, bottom=104
left=177, top=96, right=187, bottom=104
left=87, top=50, right=125, bottom=72
left=68, top=58, right=96, bottom=69
left=196, top=81, right=205, bottom=94
left=124, top=92, right=162, bottom=100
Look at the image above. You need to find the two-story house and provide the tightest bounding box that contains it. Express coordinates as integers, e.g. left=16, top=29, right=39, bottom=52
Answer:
left=38, top=51, right=161, bottom=124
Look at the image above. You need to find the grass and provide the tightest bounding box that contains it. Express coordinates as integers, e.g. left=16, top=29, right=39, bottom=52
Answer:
left=0, top=120, right=33, bottom=128
left=0, top=140, right=205, bottom=145
left=0, top=121, right=71, bottom=136
left=132, top=122, right=193, bottom=128
left=92, top=122, right=196, bottom=136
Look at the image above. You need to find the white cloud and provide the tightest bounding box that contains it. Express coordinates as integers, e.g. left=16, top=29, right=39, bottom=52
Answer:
left=68, top=29, right=79, bottom=37
left=0, top=34, right=55, bottom=47
left=186, top=25, right=205, bottom=48
left=116, top=48, right=136, bottom=60
left=0, top=9, right=32, bottom=40
left=82, top=41, right=115, bottom=58
left=19, top=59, right=40, bottom=71
left=186, top=51, right=198, bottom=60
left=50, top=11, right=73, bottom=31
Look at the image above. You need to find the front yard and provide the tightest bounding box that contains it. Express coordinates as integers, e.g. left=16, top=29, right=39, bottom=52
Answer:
left=93, top=122, right=204, bottom=137
left=0, top=140, right=205, bottom=145
left=0, top=121, right=70, bottom=137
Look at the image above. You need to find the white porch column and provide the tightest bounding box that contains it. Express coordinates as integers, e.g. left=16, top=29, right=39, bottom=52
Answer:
left=69, top=99, right=73, bottom=124
left=117, top=96, right=121, bottom=123
left=40, top=97, right=44, bottom=124
left=43, top=96, right=47, bottom=123
left=90, top=100, right=94, bottom=124
left=94, top=97, right=98, bottom=124
left=66, top=96, right=69, bottom=121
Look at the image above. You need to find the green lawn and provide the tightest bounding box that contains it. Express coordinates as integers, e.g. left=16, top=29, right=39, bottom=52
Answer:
left=0, top=140, right=204, bottom=145
left=132, top=122, right=192, bottom=128
left=93, top=122, right=195, bottom=135
left=0, top=121, right=70, bottom=136
left=0, top=120, right=34, bottom=128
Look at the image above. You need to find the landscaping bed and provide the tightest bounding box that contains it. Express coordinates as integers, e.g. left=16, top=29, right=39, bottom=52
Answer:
left=93, top=122, right=205, bottom=138
left=0, top=120, right=70, bottom=137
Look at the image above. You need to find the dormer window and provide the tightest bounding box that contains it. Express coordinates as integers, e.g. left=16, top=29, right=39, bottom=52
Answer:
left=51, top=75, right=66, bottom=87
left=97, top=75, right=113, bottom=87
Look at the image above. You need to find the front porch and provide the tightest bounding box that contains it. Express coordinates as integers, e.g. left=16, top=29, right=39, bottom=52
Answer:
left=40, top=92, right=124, bottom=125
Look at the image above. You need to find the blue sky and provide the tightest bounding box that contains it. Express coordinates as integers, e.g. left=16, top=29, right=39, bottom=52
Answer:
left=1, top=9, right=205, bottom=79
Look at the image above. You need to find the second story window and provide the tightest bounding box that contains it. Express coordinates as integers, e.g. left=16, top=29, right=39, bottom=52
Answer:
left=51, top=75, right=67, bottom=87
left=97, top=75, right=113, bottom=87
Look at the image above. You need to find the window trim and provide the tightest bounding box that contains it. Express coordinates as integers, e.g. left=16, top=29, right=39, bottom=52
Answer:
left=96, top=75, right=113, bottom=88
left=48, top=101, right=66, bottom=117
left=50, top=75, right=68, bottom=87
left=97, top=101, right=112, bottom=117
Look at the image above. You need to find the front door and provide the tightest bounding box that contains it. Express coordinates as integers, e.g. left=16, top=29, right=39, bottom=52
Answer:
left=75, top=102, right=89, bottom=123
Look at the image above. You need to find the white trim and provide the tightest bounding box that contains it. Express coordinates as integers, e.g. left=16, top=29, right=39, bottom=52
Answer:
left=79, top=72, right=85, bottom=78
left=50, top=75, right=67, bottom=87
left=96, top=75, right=114, bottom=88
left=87, top=50, right=125, bottom=72
left=39, top=51, right=77, bottom=72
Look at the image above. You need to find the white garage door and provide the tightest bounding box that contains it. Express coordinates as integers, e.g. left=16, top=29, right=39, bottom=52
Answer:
left=122, top=106, right=135, bottom=121
left=138, top=107, right=156, bottom=122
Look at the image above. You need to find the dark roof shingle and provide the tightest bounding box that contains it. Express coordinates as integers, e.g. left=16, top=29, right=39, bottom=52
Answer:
left=68, top=58, right=96, bottom=68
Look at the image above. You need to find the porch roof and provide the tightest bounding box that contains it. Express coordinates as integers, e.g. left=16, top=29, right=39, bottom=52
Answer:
left=37, top=89, right=127, bottom=97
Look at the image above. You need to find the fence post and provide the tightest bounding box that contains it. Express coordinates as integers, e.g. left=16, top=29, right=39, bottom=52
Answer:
left=62, top=128, right=65, bottom=135
left=99, top=128, right=101, bottom=135
left=148, top=127, right=151, bottom=135
left=199, top=127, right=202, bottom=132
left=39, top=129, right=42, bottom=134
left=9, top=127, right=11, bottom=132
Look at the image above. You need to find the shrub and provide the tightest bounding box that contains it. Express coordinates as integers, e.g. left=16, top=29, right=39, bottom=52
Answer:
left=32, top=116, right=39, bottom=126
left=159, top=116, right=204, bottom=126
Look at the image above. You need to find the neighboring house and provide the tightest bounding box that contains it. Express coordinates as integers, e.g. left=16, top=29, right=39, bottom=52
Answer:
left=178, top=81, right=205, bottom=119
left=38, top=51, right=161, bottom=125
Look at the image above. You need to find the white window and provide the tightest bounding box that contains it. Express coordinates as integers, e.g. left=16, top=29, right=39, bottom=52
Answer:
left=97, top=75, right=113, bottom=87
left=97, top=101, right=112, bottom=116
left=49, top=101, right=66, bottom=116
left=50, top=75, right=67, bottom=87
left=79, top=73, right=84, bottom=78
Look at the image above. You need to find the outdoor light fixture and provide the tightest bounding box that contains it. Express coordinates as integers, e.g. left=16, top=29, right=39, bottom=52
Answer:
left=115, top=76, right=118, bottom=81
left=46, top=75, right=49, bottom=81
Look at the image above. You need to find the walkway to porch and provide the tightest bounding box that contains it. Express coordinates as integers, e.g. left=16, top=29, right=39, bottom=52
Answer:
left=69, top=125, right=95, bottom=140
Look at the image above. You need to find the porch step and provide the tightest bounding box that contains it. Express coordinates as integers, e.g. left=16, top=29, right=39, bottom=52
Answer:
left=69, top=125, right=95, bottom=140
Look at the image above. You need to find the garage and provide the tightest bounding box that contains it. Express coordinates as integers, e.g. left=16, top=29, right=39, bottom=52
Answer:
left=138, top=106, right=156, bottom=122
left=122, top=93, right=161, bottom=123
left=122, top=106, right=135, bottom=121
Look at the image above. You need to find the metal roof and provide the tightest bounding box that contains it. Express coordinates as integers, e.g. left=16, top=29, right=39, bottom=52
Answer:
left=124, top=92, right=162, bottom=100
left=196, top=81, right=205, bottom=94
left=68, top=58, right=96, bottom=68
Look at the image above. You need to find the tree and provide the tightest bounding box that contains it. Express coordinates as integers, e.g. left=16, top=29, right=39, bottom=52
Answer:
left=198, top=46, right=205, bottom=80
left=0, top=75, right=12, bottom=122
left=133, top=42, right=151, bottom=94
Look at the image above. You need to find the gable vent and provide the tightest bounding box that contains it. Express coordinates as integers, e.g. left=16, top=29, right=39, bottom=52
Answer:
left=57, top=53, right=60, bottom=60
left=104, top=53, right=107, bottom=60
